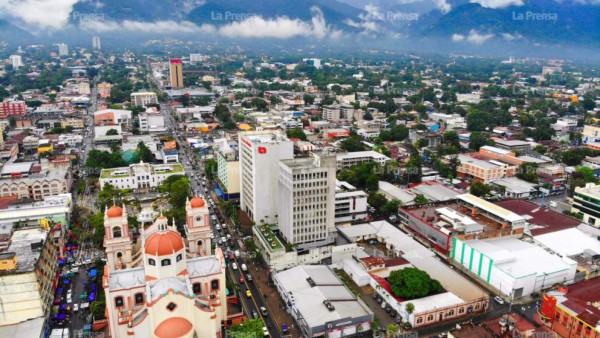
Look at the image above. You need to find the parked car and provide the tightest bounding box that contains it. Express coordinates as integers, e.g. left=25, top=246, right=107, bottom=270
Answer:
left=494, top=296, right=504, bottom=304
left=252, top=310, right=259, bottom=319
left=381, top=301, right=387, bottom=309
left=260, top=306, right=268, bottom=316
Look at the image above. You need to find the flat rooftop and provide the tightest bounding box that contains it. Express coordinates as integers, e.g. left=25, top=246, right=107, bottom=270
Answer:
left=403, top=201, right=506, bottom=233
left=466, top=237, right=575, bottom=279
left=273, top=265, right=373, bottom=329
left=4, top=228, right=48, bottom=273
left=496, top=199, right=580, bottom=236
left=337, top=151, right=390, bottom=160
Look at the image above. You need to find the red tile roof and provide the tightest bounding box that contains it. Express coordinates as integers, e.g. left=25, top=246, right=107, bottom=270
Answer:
left=360, top=256, right=386, bottom=268
left=496, top=199, right=580, bottom=235
left=385, top=257, right=410, bottom=267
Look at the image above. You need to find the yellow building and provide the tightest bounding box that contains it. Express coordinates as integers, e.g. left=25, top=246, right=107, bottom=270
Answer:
left=0, top=252, right=17, bottom=270
left=37, top=142, right=54, bottom=154
left=169, top=59, right=184, bottom=88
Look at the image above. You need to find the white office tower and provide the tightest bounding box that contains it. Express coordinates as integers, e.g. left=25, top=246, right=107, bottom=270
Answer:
left=278, top=154, right=337, bottom=249
left=92, top=36, right=101, bottom=50
left=9, top=55, right=23, bottom=69
left=57, top=43, right=68, bottom=56
left=239, top=130, right=293, bottom=224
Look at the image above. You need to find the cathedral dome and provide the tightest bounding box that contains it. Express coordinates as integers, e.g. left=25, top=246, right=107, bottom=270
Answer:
left=144, top=230, right=184, bottom=256
left=154, top=317, right=193, bottom=338
left=107, top=205, right=123, bottom=218
left=190, top=197, right=205, bottom=208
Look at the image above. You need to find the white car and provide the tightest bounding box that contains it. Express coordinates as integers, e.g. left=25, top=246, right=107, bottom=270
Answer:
left=241, top=264, right=248, bottom=272
left=231, top=263, right=238, bottom=270
left=493, top=296, right=504, bottom=304
left=262, top=327, right=269, bottom=337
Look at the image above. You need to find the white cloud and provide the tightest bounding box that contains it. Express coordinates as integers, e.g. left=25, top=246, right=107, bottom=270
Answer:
left=0, top=0, right=79, bottom=29
left=470, top=0, right=524, bottom=9
left=501, top=32, right=522, bottom=41
left=79, top=6, right=340, bottom=40
left=452, top=30, right=494, bottom=43
left=452, top=33, right=465, bottom=41
left=466, top=29, right=494, bottom=43
left=218, top=7, right=339, bottom=39
left=433, top=0, right=452, bottom=13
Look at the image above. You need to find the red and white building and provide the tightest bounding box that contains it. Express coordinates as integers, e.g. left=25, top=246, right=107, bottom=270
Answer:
left=1, top=100, right=27, bottom=118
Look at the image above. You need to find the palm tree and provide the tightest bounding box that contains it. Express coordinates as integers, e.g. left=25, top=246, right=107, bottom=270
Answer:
left=405, top=302, right=415, bottom=316
left=386, top=324, right=398, bottom=338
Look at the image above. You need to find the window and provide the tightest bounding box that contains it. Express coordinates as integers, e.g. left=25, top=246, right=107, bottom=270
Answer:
left=447, top=310, right=454, bottom=316
left=459, top=307, right=465, bottom=314
left=161, top=259, right=171, bottom=266
left=197, top=240, right=203, bottom=247
left=135, top=293, right=144, bottom=305
left=475, top=304, right=480, bottom=310
left=112, top=226, right=122, bottom=238
left=166, top=302, right=177, bottom=311
left=416, top=318, right=423, bottom=324
left=211, top=279, right=219, bottom=291
left=176, top=254, right=182, bottom=262
left=193, top=283, right=201, bottom=294
left=115, top=296, right=124, bottom=307
left=427, top=315, right=433, bottom=321
left=116, top=252, right=123, bottom=258
left=148, top=258, right=156, bottom=266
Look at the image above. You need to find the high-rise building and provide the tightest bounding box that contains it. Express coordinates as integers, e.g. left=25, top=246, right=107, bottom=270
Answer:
left=278, top=154, right=337, bottom=249
left=92, top=36, right=101, bottom=50
left=239, top=130, right=293, bottom=224
left=169, top=58, right=184, bottom=88
left=9, top=55, right=23, bottom=69
left=102, top=198, right=227, bottom=337
left=57, top=43, right=68, bottom=56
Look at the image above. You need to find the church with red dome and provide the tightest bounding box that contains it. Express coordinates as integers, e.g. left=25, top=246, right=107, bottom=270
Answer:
left=102, top=196, right=226, bottom=338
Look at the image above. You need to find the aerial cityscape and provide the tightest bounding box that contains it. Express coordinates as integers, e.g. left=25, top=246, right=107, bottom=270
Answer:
left=0, top=1, right=599, bottom=338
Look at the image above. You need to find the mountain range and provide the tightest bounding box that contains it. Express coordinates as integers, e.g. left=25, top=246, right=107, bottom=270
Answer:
left=1, top=0, right=599, bottom=52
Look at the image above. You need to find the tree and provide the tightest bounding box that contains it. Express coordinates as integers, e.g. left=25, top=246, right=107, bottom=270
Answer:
left=467, top=109, right=493, bottom=132
left=470, top=181, right=492, bottom=197
left=340, top=134, right=366, bottom=152
left=469, top=132, right=487, bottom=151
left=286, top=127, right=307, bottom=141
left=387, top=268, right=444, bottom=299
left=517, top=163, right=538, bottom=183
left=379, top=125, right=409, bottom=142
left=405, top=153, right=422, bottom=184
left=381, top=200, right=401, bottom=214
left=8, top=116, right=16, bottom=128
left=386, top=324, right=398, bottom=338
left=229, top=318, right=264, bottom=338
left=368, top=193, right=387, bottom=210
left=85, top=149, right=126, bottom=173
left=405, top=302, right=415, bottom=315
left=363, top=111, right=373, bottom=120
left=204, top=159, right=218, bottom=179
left=442, top=131, right=460, bottom=149
left=414, top=194, right=429, bottom=204
left=106, top=128, right=119, bottom=136
left=136, top=142, right=154, bottom=163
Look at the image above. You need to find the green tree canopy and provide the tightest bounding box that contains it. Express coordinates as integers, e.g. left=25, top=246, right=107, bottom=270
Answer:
left=367, top=193, right=387, bottom=210
left=387, top=268, right=444, bottom=299
left=286, top=127, right=307, bottom=141
left=470, top=181, right=492, bottom=197
left=340, top=134, right=366, bottom=152
left=229, top=319, right=264, bottom=338
left=204, top=159, right=218, bottom=179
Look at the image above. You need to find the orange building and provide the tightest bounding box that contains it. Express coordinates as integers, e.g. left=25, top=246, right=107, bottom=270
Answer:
left=539, top=280, right=600, bottom=338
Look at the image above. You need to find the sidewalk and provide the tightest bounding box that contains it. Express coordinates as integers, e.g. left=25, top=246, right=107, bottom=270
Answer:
left=249, top=262, right=300, bottom=337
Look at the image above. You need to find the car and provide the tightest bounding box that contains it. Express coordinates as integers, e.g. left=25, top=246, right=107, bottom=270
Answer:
left=372, top=293, right=379, bottom=299
left=226, top=234, right=232, bottom=241
left=494, top=296, right=504, bottom=304
left=251, top=310, right=259, bottom=319
left=262, top=327, right=269, bottom=337
left=245, top=289, right=252, bottom=298
left=231, top=263, right=238, bottom=270
left=234, top=250, right=240, bottom=258
left=239, top=275, right=245, bottom=283
left=381, top=301, right=387, bottom=309
left=241, top=264, right=248, bottom=272
left=385, top=305, right=392, bottom=313
left=222, top=223, right=227, bottom=228
left=215, top=224, right=221, bottom=231
left=73, top=303, right=79, bottom=312
left=260, top=306, right=268, bottom=316
left=67, top=295, right=72, bottom=303
left=246, top=273, right=253, bottom=282
left=390, top=310, right=397, bottom=317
